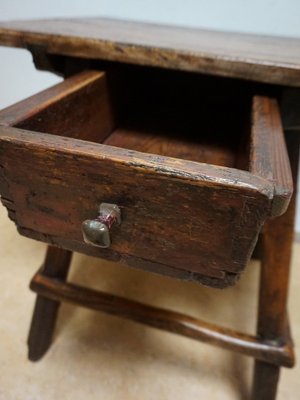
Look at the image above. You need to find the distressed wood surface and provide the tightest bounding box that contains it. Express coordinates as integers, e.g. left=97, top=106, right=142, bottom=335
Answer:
left=250, top=96, right=293, bottom=216
left=0, top=69, right=115, bottom=142
left=30, top=270, right=294, bottom=368
left=252, top=132, right=299, bottom=399
left=0, top=18, right=300, bottom=86
left=0, top=126, right=273, bottom=287
left=104, top=127, right=236, bottom=167
left=0, top=68, right=293, bottom=287
left=27, top=246, right=72, bottom=361
left=0, top=20, right=298, bottom=400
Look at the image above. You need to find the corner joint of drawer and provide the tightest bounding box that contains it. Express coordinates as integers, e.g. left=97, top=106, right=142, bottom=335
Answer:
left=270, top=185, right=293, bottom=217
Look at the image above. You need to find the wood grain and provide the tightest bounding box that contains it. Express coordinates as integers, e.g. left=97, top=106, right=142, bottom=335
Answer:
left=105, top=65, right=248, bottom=167
left=0, top=18, right=300, bottom=86
left=104, top=127, right=236, bottom=167
left=252, top=131, right=299, bottom=400
left=0, top=69, right=115, bottom=142
left=250, top=96, right=293, bottom=217
left=0, top=67, right=293, bottom=287
left=27, top=246, right=72, bottom=361
left=0, top=19, right=298, bottom=399
left=0, top=126, right=273, bottom=286
left=30, top=271, right=294, bottom=368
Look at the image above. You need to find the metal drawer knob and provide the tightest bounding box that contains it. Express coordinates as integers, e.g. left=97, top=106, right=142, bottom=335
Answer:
left=82, top=203, right=121, bottom=248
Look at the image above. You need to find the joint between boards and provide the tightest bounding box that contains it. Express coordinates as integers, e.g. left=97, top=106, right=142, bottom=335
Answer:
left=0, top=195, right=17, bottom=222
left=0, top=163, right=11, bottom=199
left=12, top=225, right=241, bottom=289
left=185, top=269, right=240, bottom=289
left=1, top=196, right=15, bottom=208
left=17, top=226, right=58, bottom=246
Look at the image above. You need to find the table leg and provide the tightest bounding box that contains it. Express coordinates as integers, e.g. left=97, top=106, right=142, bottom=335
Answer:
left=252, top=132, right=298, bottom=399
left=27, top=246, right=72, bottom=361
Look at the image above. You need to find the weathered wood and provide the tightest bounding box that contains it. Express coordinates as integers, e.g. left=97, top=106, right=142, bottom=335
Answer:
left=0, top=18, right=298, bottom=399
left=28, top=246, right=72, bottom=361
left=257, top=132, right=298, bottom=339
left=252, top=131, right=299, bottom=400
left=1, top=18, right=300, bottom=86
left=0, top=67, right=293, bottom=287
left=0, top=69, right=115, bottom=142
left=30, top=271, right=294, bottom=368
left=0, top=126, right=273, bottom=286
left=252, top=363, right=281, bottom=400
left=104, top=127, right=236, bottom=167
left=18, top=227, right=240, bottom=288
left=250, top=96, right=293, bottom=216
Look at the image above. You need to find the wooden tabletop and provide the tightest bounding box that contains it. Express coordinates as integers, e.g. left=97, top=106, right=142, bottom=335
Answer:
left=0, top=18, right=300, bottom=87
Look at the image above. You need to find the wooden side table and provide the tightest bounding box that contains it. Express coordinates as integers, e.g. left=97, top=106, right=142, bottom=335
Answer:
left=0, top=18, right=299, bottom=399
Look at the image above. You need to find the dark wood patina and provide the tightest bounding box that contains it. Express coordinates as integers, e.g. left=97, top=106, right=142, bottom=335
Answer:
left=0, top=18, right=300, bottom=86
left=0, top=17, right=299, bottom=400
left=0, top=69, right=293, bottom=288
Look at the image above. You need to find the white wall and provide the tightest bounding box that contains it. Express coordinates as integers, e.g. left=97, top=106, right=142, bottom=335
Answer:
left=1, top=0, right=300, bottom=229
left=2, top=0, right=300, bottom=36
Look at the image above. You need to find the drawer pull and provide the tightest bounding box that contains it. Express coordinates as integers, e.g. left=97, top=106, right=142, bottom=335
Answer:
left=82, top=203, right=121, bottom=248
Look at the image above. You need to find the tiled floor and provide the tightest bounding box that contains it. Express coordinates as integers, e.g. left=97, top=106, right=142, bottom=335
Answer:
left=0, top=204, right=299, bottom=399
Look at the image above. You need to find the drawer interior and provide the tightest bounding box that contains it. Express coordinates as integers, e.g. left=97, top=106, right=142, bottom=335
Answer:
left=9, top=67, right=261, bottom=170
left=104, top=68, right=249, bottom=168
left=0, top=67, right=292, bottom=288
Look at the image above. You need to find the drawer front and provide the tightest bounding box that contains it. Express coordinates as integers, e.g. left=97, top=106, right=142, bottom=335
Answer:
left=0, top=128, right=271, bottom=286
left=0, top=70, right=292, bottom=288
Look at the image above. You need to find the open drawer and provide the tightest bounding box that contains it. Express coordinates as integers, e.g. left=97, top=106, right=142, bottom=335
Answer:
left=0, top=68, right=293, bottom=288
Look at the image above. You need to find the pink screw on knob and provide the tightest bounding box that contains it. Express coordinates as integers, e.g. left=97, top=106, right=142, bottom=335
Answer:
left=82, top=203, right=121, bottom=248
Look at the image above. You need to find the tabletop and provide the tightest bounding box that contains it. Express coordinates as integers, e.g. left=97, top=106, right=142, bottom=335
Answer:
left=0, top=18, right=300, bottom=87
